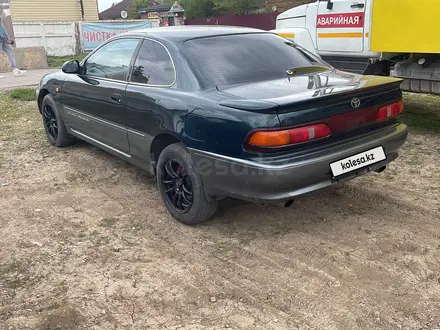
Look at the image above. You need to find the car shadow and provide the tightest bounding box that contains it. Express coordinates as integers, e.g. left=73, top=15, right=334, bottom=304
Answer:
left=196, top=181, right=407, bottom=243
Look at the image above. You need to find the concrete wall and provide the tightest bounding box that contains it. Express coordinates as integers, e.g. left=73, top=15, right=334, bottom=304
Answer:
left=10, top=0, right=99, bottom=21
left=0, top=46, right=48, bottom=72
left=13, top=22, right=80, bottom=56
left=12, top=20, right=161, bottom=56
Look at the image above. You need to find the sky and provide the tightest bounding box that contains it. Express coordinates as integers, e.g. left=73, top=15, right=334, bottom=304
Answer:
left=98, top=0, right=120, bottom=12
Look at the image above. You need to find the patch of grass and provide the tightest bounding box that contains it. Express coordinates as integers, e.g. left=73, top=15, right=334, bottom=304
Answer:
left=402, top=93, right=440, bottom=133
left=0, top=91, right=43, bottom=143
left=0, top=93, right=46, bottom=161
left=0, top=92, right=20, bottom=128
left=47, top=53, right=88, bottom=68
left=9, top=87, right=37, bottom=101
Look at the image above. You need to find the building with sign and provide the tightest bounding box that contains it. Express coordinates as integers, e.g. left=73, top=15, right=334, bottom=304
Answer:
left=99, top=0, right=133, bottom=20
left=139, top=2, right=185, bottom=27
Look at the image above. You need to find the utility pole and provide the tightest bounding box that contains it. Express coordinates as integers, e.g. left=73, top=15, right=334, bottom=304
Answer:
left=79, top=0, right=85, bottom=20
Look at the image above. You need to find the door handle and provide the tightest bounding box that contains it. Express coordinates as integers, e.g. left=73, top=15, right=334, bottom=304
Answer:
left=351, top=3, right=364, bottom=8
left=111, top=93, right=122, bottom=103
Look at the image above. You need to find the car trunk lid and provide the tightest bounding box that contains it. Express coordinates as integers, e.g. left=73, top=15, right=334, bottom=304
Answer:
left=218, top=70, right=403, bottom=134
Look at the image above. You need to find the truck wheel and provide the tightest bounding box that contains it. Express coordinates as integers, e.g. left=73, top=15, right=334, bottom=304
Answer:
left=157, top=143, right=218, bottom=225
left=41, top=95, right=75, bottom=147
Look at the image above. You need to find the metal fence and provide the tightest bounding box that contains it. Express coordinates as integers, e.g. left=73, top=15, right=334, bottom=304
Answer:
left=185, top=12, right=279, bottom=31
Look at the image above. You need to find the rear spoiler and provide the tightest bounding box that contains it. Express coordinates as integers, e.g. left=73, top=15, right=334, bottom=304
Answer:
left=219, top=79, right=402, bottom=114
left=219, top=99, right=279, bottom=113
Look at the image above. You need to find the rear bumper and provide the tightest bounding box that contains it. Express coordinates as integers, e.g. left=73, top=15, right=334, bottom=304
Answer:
left=188, top=123, right=409, bottom=204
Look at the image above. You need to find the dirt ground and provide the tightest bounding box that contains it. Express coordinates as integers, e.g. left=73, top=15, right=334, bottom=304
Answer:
left=1, top=94, right=440, bottom=330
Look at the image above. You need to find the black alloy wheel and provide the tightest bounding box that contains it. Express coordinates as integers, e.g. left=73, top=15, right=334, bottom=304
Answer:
left=161, top=159, right=193, bottom=213
left=156, top=143, right=218, bottom=224
left=43, top=103, right=58, bottom=141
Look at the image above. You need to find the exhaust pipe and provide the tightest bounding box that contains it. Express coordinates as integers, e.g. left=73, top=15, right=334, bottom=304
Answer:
left=374, top=165, right=386, bottom=173
left=284, top=200, right=294, bottom=208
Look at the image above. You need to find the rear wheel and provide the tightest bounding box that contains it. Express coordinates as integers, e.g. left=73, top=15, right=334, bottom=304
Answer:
left=41, top=95, right=75, bottom=147
left=157, top=143, right=218, bottom=225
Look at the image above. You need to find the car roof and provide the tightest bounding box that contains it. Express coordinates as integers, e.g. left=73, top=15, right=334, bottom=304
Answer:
left=121, top=25, right=271, bottom=42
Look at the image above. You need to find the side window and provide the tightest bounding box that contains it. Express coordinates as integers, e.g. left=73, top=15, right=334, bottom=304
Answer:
left=83, top=38, right=139, bottom=81
left=130, top=39, right=175, bottom=86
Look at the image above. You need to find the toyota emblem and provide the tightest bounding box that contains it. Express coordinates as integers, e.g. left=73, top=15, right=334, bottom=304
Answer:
left=351, top=98, right=361, bottom=108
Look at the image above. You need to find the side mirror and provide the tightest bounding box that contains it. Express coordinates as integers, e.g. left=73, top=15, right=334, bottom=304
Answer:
left=62, top=60, right=81, bottom=74
left=327, top=0, right=333, bottom=10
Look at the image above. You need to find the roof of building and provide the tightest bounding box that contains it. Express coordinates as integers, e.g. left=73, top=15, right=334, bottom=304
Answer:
left=99, top=0, right=133, bottom=20
left=138, top=3, right=172, bottom=13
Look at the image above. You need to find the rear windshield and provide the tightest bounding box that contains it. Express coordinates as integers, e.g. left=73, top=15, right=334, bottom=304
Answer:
left=185, top=33, right=328, bottom=87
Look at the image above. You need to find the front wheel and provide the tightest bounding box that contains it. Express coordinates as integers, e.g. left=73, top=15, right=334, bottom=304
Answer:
left=156, top=143, right=218, bottom=225
left=41, top=94, right=75, bottom=147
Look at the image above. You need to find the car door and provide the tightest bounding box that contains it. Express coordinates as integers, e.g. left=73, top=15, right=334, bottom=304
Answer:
left=125, top=38, right=177, bottom=169
left=316, top=0, right=366, bottom=53
left=62, top=37, right=141, bottom=154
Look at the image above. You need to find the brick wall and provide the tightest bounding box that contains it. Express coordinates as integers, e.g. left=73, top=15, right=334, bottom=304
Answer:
left=265, top=0, right=312, bottom=14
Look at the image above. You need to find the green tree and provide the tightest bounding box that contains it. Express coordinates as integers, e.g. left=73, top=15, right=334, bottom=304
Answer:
left=181, top=0, right=214, bottom=19
left=128, top=0, right=154, bottom=19
left=213, top=0, right=260, bottom=15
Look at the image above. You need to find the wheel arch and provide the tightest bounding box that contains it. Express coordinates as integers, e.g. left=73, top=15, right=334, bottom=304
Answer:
left=37, top=89, right=51, bottom=114
left=150, top=133, right=184, bottom=174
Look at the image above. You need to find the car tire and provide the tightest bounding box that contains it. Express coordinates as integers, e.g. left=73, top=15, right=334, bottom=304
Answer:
left=41, top=94, right=75, bottom=147
left=157, top=143, right=218, bottom=225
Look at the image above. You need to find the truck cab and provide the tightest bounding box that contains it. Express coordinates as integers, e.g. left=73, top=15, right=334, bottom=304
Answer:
left=272, top=0, right=440, bottom=95
left=273, top=0, right=380, bottom=74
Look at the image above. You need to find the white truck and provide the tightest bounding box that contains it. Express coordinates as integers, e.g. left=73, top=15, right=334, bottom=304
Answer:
left=272, top=0, right=440, bottom=95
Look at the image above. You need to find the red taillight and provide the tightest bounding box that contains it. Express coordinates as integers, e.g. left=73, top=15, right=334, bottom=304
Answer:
left=290, top=124, right=331, bottom=143
left=376, top=100, right=403, bottom=121
left=247, top=124, right=331, bottom=148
